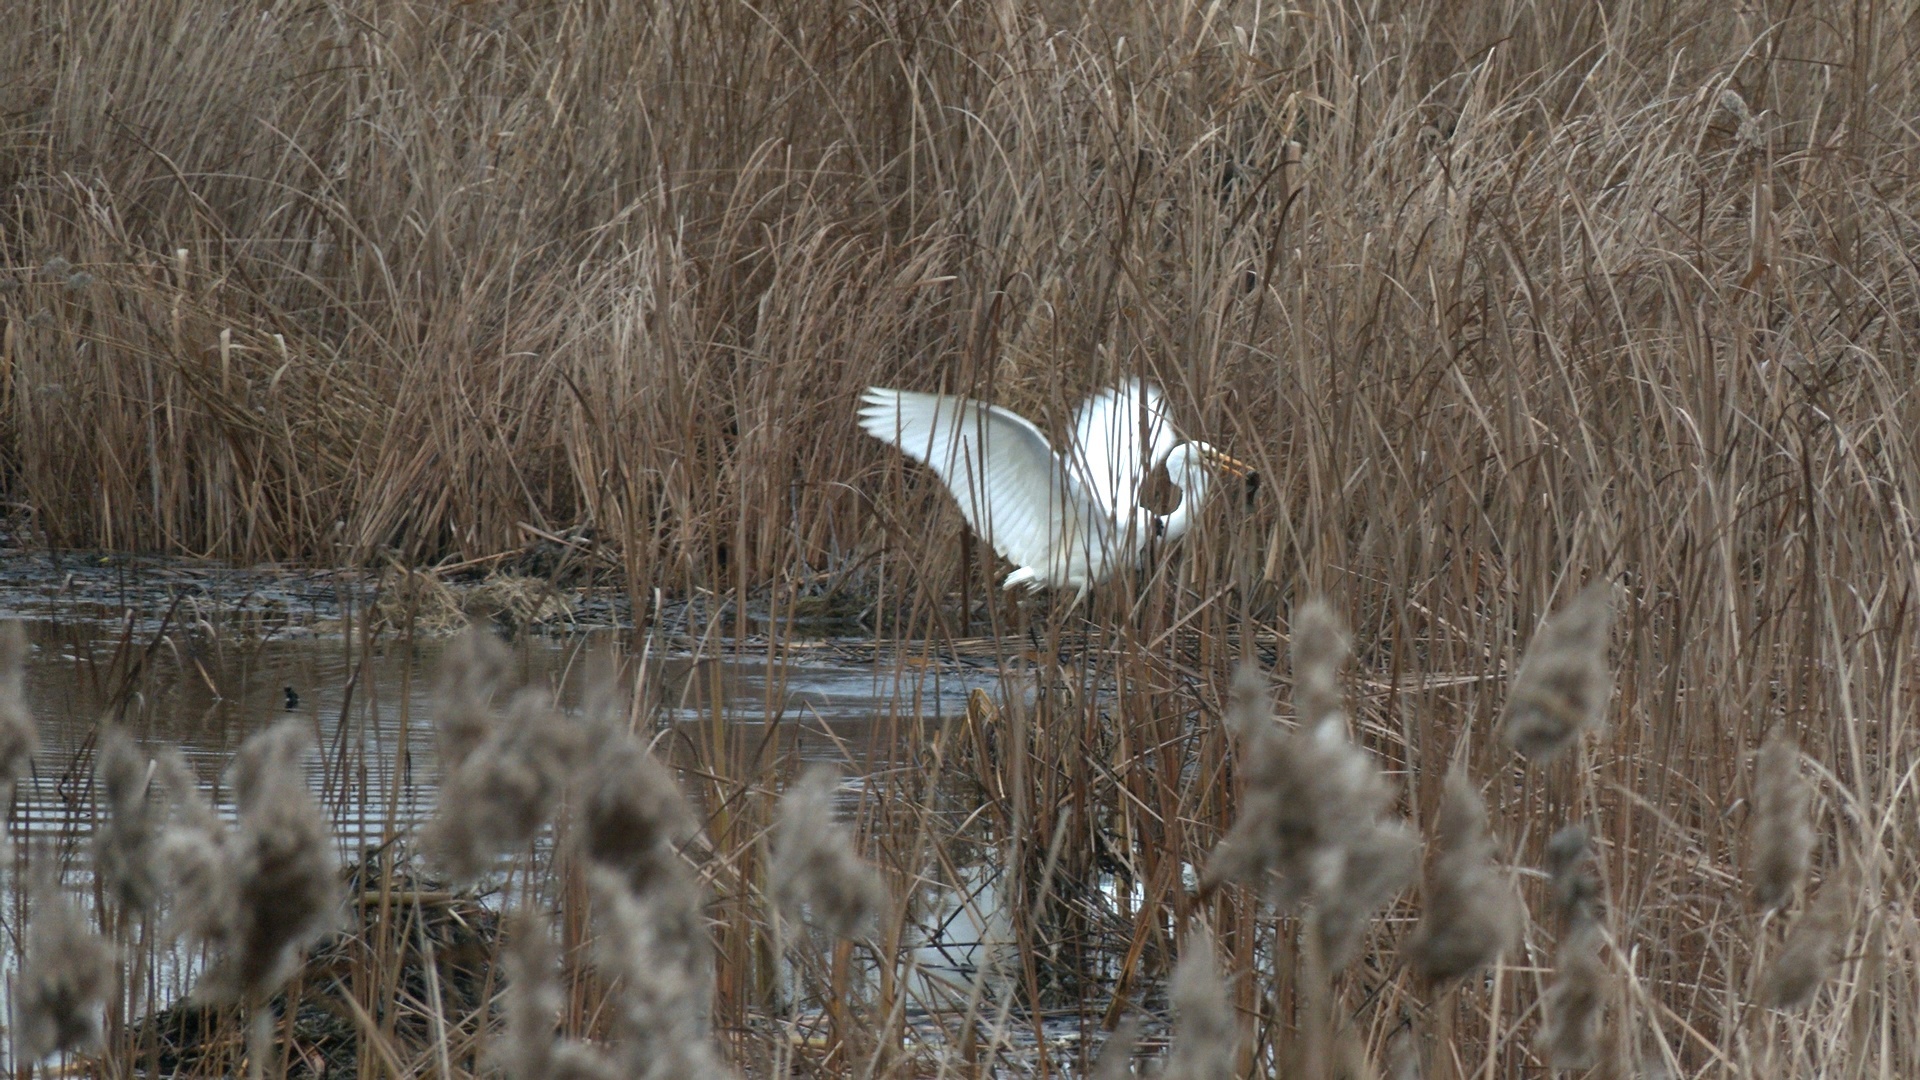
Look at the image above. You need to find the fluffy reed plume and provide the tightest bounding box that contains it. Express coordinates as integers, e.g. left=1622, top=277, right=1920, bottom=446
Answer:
left=93, top=730, right=178, bottom=913
left=164, top=722, right=341, bottom=1002
left=574, top=716, right=697, bottom=893
left=434, top=627, right=513, bottom=769
left=1545, top=825, right=1599, bottom=924
left=14, top=879, right=116, bottom=1060
left=1497, top=583, right=1614, bottom=762
left=1314, top=823, right=1422, bottom=968
left=1539, top=917, right=1606, bottom=1070
left=1538, top=826, right=1605, bottom=1070
left=1763, top=870, right=1851, bottom=1010
left=561, top=688, right=727, bottom=1075
left=770, top=765, right=887, bottom=937
left=1750, top=730, right=1813, bottom=912
left=1291, top=598, right=1352, bottom=728
left=497, top=909, right=618, bottom=1080
left=1203, top=613, right=1417, bottom=965
left=1090, top=1017, right=1140, bottom=1080
left=587, top=866, right=728, bottom=1080
left=1407, top=769, right=1521, bottom=986
left=423, top=684, right=583, bottom=882
left=1162, top=927, right=1238, bottom=1080
left=0, top=621, right=40, bottom=793
left=158, top=750, right=237, bottom=945
left=1382, top=1027, right=1422, bottom=1080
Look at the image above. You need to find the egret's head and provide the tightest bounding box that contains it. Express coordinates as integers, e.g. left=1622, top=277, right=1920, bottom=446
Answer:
left=1171, top=441, right=1256, bottom=492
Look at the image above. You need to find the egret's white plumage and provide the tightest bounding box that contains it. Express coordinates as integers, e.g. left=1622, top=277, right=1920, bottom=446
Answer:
left=857, top=380, right=1250, bottom=599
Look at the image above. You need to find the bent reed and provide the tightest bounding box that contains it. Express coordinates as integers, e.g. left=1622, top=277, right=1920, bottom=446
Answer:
left=3, top=0, right=1919, bottom=1074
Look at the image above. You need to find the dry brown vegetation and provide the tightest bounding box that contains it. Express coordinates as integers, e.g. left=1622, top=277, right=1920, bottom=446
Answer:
left=4, top=0, right=1920, bottom=1075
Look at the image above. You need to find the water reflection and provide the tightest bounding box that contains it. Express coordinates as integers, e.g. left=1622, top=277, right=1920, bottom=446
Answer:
left=2, top=564, right=1034, bottom=1050
left=11, top=618, right=988, bottom=851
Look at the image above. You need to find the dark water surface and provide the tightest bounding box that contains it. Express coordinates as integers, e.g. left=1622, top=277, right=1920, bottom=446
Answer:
left=0, top=552, right=988, bottom=856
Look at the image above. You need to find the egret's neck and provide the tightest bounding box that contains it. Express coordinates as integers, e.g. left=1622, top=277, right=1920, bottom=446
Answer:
left=1159, top=449, right=1214, bottom=542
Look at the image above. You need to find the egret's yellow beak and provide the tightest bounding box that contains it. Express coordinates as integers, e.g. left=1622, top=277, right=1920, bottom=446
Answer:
left=1198, top=446, right=1255, bottom=479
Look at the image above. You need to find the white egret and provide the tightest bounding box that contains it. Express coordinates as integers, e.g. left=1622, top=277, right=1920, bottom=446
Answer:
left=857, top=380, right=1253, bottom=600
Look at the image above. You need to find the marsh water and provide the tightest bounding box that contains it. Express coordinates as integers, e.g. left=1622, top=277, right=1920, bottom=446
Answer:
left=2, top=551, right=992, bottom=846
left=1, top=552, right=1037, bottom=1019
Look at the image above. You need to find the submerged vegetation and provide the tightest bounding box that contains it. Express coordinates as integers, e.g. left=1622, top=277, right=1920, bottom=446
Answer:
left=3, top=0, right=1920, bottom=1074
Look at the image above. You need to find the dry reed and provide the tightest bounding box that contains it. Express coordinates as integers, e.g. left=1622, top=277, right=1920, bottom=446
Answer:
left=1204, top=611, right=1417, bottom=966
left=92, top=729, right=175, bottom=913
left=1762, top=870, right=1852, bottom=1011
left=1407, top=769, right=1520, bottom=986
left=1751, top=730, right=1814, bottom=913
left=13, top=876, right=117, bottom=1060
left=497, top=909, right=618, bottom=1080
left=770, top=764, right=887, bottom=938
left=0, top=622, right=40, bottom=799
left=1162, top=927, right=1239, bottom=1080
left=170, top=721, right=341, bottom=1003
left=1538, top=827, right=1606, bottom=1070
left=1497, top=584, right=1615, bottom=763
left=4, top=0, right=1920, bottom=1070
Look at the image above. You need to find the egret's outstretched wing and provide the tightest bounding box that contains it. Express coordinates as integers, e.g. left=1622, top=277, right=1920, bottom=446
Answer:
left=1070, top=380, right=1176, bottom=515
left=859, top=388, right=1094, bottom=577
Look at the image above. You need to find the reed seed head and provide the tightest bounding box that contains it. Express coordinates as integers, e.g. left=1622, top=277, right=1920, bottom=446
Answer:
left=0, top=621, right=40, bottom=787
left=1091, top=1016, right=1140, bottom=1080
left=1313, top=820, right=1421, bottom=967
left=497, top=908, right=619, bottom=1080
left=93, top=730, right=178, bottom=913
left=771, top=765, right=887, bottom=938
left=1291, top=598, right=1351, bottom=730
left=1164, top=926, right=1238, bottom=1080
left=575, top=719, right=698, bottom=893
left=157, top=754, right=237, bottom=949
left=434, top=627, right=514, bottom=770
left=1408, top=768, right=1521, bottom=986
left=1751, top=730, right=1813, bottom=912
left=14, top=880, right=116, bottom=1060
left=1538, top=913, right=1606, bottom=1071
left=1498, top=583, right=1614, bottom=762
left=1545, top=824, right=1599, bottom=926
left=197, top=722, right=342, bottom=1002
left=1225, top=660, right=1273, bottom=740
left=1206, top=653, right=1415, bottom=963
left=1763, top=871, right=1850, bottom=1010
left=1382, top=1026, right=1422, bottom=1080
left=424, top=686, right=583, bottom=882
left=587, top=866, right=727, bottom=1080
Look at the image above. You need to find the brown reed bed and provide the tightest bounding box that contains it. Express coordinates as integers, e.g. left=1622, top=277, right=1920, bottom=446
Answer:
left=3, top=0, right=1920, bottom=1074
